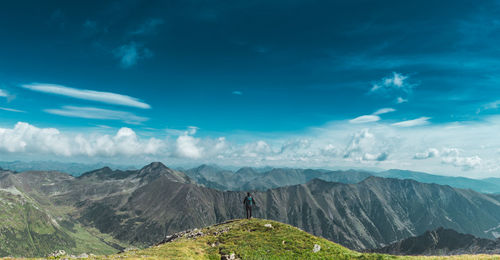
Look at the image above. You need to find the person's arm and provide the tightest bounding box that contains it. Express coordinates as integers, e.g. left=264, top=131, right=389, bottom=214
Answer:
left=243, top=197, right=247, bottom=204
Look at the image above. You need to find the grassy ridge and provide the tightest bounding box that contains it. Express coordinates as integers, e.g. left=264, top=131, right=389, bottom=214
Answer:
left=90, top=219, right=500, bottom=260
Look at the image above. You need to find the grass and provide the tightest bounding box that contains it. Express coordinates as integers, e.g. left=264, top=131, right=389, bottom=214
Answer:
left=77, top=219, right=500, bottom=260
left=0, top=190, right=126, bottom=257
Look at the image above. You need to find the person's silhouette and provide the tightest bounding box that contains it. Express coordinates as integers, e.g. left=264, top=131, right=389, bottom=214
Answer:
left=243, top=192, right=256, bottom=219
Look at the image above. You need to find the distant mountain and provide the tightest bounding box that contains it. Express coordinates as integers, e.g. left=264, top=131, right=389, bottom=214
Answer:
left=184, top=165, right=371, bottom=191
left=185, top=166, right=500, bottom=194
left=0, top=161, right=136, bottom=176
left=374, top=169, right=500, bottom=194
left=372, top=227, right=500, bottom=255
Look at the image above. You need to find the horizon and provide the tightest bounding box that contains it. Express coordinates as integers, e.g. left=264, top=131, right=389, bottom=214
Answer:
left=0, top=160, right=495, bottom=181
left=2, top=1, right=500, bottom=177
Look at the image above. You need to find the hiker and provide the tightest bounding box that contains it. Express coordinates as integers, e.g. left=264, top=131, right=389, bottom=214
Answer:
left=243, top=192, right=256, bottom=219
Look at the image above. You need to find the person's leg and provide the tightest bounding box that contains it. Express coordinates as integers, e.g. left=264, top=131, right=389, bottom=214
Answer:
left=249, top=206, right=252, bottom=218
left=246, top=207, right=250, bottom=219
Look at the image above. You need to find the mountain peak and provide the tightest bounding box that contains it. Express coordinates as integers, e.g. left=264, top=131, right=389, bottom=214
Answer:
left=138, top=162, right=190, bottom=183
left=141, top=162, right=169, bottom=171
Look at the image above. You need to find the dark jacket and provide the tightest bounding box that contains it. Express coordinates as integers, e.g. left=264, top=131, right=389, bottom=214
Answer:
left=243, top=196, right=256, bottom=207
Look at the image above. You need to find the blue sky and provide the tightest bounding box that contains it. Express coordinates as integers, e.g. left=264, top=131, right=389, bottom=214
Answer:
left=1, top=0, right=500, bottom=177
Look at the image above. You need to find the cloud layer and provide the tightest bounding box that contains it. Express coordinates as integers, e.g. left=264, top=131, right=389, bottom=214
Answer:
left=0, top=115, right=497, bottom=177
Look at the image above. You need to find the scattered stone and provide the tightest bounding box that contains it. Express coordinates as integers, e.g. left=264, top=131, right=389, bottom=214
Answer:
left=47, top=249, right=66, bottom=258
left=313, top=244, right=321, bottom=253
left=77, top=253, right=89, bottom=258
left=282, top=240, right=286, bottom=245
left=264, top=224, right=273, bottom=228
left=156, top=227, right=209, bottom=245
left=221, top=253, right=236, bottom=260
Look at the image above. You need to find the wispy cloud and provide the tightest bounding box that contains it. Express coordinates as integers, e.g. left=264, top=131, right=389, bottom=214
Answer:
left=21, top=83, right=150, bottom=109
left=113, top=42, right=153, bottom=68
left=130, top=18, right=164, bottom=35
left=369, top=72, right=417, bottom=102
left=44, top=106, right=148, bottom=124
left=397, top=97, right=408, bottom=104
left=392, top=117, right=430, bottom=127
left=350, top=108, right=395, bottom=124
left=349, top=115, right=380, bottom=124
left=0, top=107, right=25, bottom=113
left=0, top=89, right=8, bottom=98
left=232, top=91, right=243, bottom=95
left=373, top=108, right=395, bottom=115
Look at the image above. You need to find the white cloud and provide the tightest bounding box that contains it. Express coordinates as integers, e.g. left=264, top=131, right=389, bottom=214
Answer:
left=0, top=107, right=25, bottom=113
left=414, top=148, right=439, bottom=159
left=349, top=115, right=380, bottom=124
left=22, top=83, right=150, bottom=109
left=373, top=108, right=396, bottom=115
left=370, top=72, right=416, bottom=101
left=0, top=89, right=8, bottom=97
left=363, top=152, right=388, bottom=161
left=371, top=72, right=408, bottom=92
left=0, top=122, right=162, bottom=157
left=187, top=126, right=198, bottom=135
left=442, top=155, right=481, bottom=170
left=176, top=135, right=202, bottom=159
left=45, top=106, right=148, bottom=124
left=397, top=97, right=408, bottom=103
left=343, top=129, right=389, bottom=162
left=113, top=42, right=153, bottom=68
left=392, top=117, right=430, bottom=127
left=5, top=115, right=500, bottom=177
left=349, top=108, right=395, bottom=124
left=241, top=140, right=272, bottom=158
left=232, top=91, right=243, bottom=95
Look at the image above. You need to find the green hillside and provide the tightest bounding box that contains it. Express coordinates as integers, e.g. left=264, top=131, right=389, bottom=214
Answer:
left=0, top=188, right=124, bottom=257
left=88, top=219, right=500, bottom=260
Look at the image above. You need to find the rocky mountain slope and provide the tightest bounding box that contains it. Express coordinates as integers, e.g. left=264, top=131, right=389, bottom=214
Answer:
left=0, top=170, right=123, bottom=257
left=4, top=162, right=500, bottom=256
left=372, top=227, right=500, bottom=255
left=64, top=163, right=500, bottom=250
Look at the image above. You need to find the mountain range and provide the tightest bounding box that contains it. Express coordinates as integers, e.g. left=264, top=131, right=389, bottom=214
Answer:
left=2, top=162, right=500, bottom=256
left=185, top=164, right=500, bottom=194
left=372, top=227, right=500, bottom=255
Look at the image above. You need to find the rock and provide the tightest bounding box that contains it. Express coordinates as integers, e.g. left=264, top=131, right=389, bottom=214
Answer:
left=282, top=240, right=286, bottom=245
left=47, top=249, right=66, bottom=258
left=264, top=224, right=273, bottom=228
left=313, top=244, right=321, bottom=253
left=77, top=253, right=89, bottom=258
left=221, top=253, right=236, bottom=260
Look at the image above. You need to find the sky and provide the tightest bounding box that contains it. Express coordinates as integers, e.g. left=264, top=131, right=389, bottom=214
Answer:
left=1, top=0, right=500, bottom=177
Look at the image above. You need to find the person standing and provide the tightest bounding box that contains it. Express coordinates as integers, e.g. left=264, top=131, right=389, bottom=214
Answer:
left=243, top=192, right=256, bottom=219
